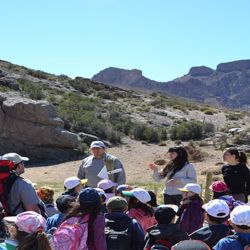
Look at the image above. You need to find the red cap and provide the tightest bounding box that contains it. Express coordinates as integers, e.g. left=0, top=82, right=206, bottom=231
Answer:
left=209, top=181, right=229, bottom=193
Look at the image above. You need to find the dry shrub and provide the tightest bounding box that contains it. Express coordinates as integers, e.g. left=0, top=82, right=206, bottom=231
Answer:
left=185, top=145, right=205, bottom=162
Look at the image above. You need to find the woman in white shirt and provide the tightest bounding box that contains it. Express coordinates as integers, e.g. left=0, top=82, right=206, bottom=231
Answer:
left=149, top=146, right=197, bottom=206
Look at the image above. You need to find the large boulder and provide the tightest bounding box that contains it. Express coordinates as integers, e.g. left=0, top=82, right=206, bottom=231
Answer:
left=0, top=92, right=81, bottom=164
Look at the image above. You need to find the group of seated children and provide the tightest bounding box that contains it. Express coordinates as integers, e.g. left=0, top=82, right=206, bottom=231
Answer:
left=0, top=178, right=249, bottom=250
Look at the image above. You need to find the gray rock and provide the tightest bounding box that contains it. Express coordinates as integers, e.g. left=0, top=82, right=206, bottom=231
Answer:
left=217, top=59, right=250, bottom=73
left=188, top=66, right=214, bottom=77
left=0, top=93, right=80, bottom=163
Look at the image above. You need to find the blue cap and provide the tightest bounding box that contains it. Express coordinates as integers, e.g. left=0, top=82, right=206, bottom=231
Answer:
left=79, top=187, right=100, bottom=204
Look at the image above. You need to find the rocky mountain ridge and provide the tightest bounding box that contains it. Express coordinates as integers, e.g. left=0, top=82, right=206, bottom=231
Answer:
left=92, top=59, right=250, bottom=108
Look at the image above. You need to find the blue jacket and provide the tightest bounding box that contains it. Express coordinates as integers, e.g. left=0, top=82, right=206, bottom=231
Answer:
left=213, top=233, right=250, bottom=250
left=46, top=213, right=65, bottom=232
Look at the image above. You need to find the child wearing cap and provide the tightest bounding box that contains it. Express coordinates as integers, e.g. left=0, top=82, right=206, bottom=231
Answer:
left=177, top=183, right=204, bottom=234
left=190, top=199, right=231, bottom=248
left=105, top=196, right=145, bottom=250
left=122, top=187, right=157, bottom=233
left=0, top=211, right=51, bottom=250
left=51, top=187, right=107, bottom=250
left=144, top=205, right=189, bottom=250
left=210, top=181, right=245, bottom=210
left=97, top=179, right=118, bottom=202
left=213, top=205, right=250, bottom=250
left=62, top=176, right=87, bottom=198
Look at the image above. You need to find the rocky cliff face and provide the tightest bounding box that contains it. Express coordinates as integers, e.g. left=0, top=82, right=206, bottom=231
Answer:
left=0, top=92, right=80, bottom=163
left=92, top=67, right=160, bottom=90
left=92, top=60, right=250, bottom=108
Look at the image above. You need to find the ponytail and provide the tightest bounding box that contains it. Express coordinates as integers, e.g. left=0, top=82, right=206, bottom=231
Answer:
left=239, top=151, right=248, bottom=165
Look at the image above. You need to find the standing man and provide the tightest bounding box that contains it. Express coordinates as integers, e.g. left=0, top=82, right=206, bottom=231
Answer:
left=77, top=141, right=126, bottom=187
left=2, top=152, right=41, bottom=215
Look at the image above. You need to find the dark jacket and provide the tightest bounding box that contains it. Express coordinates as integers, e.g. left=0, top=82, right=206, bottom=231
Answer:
left=177, top=195, right=204, bottom=234
left=144, top=223, right=189, bottom=249
left=222, top=163, right=250, bottom=196
left=105, top=212, right=145, bottom=250
left=190, top=224, right=231, bottom=248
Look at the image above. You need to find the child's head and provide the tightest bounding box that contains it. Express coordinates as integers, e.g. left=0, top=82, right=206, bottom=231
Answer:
left=56, top=194, right=75, bottom=214
left=106, top=196, right=128, bottom=213
left=4, top=211, right=51, bottom=249
left=229, top=205, right=250, bottom=233
left=94, top=188, right=107, bottom=204
left=147, top=190, right=158, bottom=207
left=154, top=205, right=178, bottom=224
left=209, top=181, right=229, bottom=199
left=172, top=240, right=211, bottom=250
left=202, top=199, right=230, bottom=224
left=122, top=187, right=153, bottom=216
left=116, top=184, right=133, bottom=197
left=64, top=176, right=87, bottom=193
left=36, top=186, right=55, bottom=204
left=97, top=179, right=118, bottom=194
left=178, top=183, right=201, bottom=198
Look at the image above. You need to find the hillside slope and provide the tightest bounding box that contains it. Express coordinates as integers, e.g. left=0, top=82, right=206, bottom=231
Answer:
left=92, top=60, right=250, bottom=108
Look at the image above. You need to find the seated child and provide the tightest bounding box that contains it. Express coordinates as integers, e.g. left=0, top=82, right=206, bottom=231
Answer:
left=144, top=204, right=189, bottom=250
left=105, top=196, right=145, bottom=250
left=213, top=205, right=250, bottom=250
left=97, top=179, right=118, bottom=202
left=190, top=199, right=231, bottom=248
left=37, top=186, right=58, bottom=217
left=177, top=183, right=204, bottom=234
left=122, top=187, right=157, bottom=233
left=46, top=194, right=75, bottom=233
left=62, top=176, right=87, bottom=198
left=0, top=211, right=51, bottom=250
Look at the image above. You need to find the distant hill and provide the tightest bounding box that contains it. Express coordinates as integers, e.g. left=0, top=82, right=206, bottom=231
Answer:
left=92, top=60, right=250, bottom=109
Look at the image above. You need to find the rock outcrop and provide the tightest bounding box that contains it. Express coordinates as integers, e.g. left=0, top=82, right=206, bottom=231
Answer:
left=188, top=66, right=214, bottom=77
left=0, top=93, right=80, bottom=164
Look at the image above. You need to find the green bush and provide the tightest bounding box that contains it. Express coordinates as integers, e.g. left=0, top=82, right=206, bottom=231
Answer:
left=18, top=80, right=45, bottom=100
left=170, top=120, right=214, bottom=141
left=131, top=123, right=160, bottom=143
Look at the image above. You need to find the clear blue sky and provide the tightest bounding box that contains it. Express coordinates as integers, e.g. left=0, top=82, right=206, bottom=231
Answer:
left=1, top=1, right=250, bottom=81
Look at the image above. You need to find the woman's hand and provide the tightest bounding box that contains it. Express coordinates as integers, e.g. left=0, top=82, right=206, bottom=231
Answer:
left=148, top=163, right=158, bottom=171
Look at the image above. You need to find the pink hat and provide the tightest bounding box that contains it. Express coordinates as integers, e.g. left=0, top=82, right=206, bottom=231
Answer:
left=209, top=181, right=229, bottom=193
left=4, top=211, right=46, bottom=234
left=97, top=179, right=118, bottom=191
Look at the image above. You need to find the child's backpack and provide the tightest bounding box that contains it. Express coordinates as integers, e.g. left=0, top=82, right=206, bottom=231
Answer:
left=144, top=228, right=172, bottom=250
left=105, top=216, right=135, bottom=250
left=0, top=160, right=19, bottom=216
left=51, top=215, right=89, bottom=250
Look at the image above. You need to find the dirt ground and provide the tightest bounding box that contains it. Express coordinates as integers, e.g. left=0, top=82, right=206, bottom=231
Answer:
left=23, top=137, right=224, bottom=186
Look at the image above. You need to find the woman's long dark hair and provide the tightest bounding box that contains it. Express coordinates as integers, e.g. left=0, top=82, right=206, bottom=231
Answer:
left=15, top=229, right=51, bottom=250
left=225, top=148, right=248, bottom=165
left=160, top=146, right=189, bottom=178
left=128, top=196, right=154, bottom=216
left=64, top=201, right=101, bottom=246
